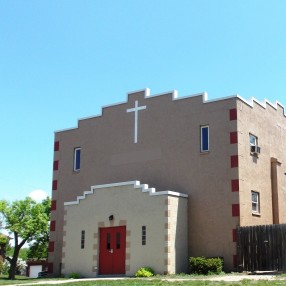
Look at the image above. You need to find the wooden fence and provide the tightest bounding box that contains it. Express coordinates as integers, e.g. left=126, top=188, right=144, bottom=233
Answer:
left=237, top=224, right=286, bottom=272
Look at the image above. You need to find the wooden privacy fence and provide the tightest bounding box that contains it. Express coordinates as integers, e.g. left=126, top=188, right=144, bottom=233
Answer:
left=237, top=224, right=286, bottom=272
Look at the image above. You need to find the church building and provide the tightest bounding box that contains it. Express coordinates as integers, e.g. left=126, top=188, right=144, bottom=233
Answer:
left=48, top=88, right=286, bottom=277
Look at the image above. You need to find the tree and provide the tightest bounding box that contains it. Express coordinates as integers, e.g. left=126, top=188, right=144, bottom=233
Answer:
left=0, top=233, right=10, bottom=261
left=27, top=197, right=51, bottom=260
left=0, top=197, right=50, bottom=279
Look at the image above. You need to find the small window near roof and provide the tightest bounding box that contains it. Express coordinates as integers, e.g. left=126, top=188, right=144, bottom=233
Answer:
left=200, top=126, right=209, bottom=152
left=252, top=191, right=260, bottom=214
left=249, top=134, right=258, bottom=146
left=73, top=148, right=81, bottom=171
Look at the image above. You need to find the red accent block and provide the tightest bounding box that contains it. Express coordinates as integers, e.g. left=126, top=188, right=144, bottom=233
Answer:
left=52, top=180, right=58, bottom=191
left=53, top=161, right=59, bottom=171
left=50, top=220, right=56, bottom=231
left=233, top=229, right=237, bottom=242
left=48, top=241, right=55, bottom=252
left=230, top=132, right=238, bottom=144
left=231, top=155, right=239, bottom=168
left=54, top=141, right=59, bottom=151
left=51, top=200, right=57, bottom=211
left=229, top=108, right=237, bottom=120
left=232, top=204, right=240, bottom=217
left=233, top=254, right=238, bottom=268
left=231, top=179, right=239, bottom=192
left=47, top=263, right=53, bottom=273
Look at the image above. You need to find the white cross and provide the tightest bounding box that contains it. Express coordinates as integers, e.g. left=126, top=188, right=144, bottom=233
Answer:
left=126, top=100, right=147, bottom=143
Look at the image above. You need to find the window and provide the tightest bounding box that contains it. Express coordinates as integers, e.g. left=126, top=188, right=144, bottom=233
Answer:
left=249, top=133, right=261, bottom=155
left=142, top=226, right=146, bottom=245
left=81, top=230, right=85, bottom=249
left=200, top=125, right=209, bottom=152
left=73, top=148, right=81, bottom=171
left=249, top=134, right=258, bottom=146
left=252, top=191, right=260, bottom=214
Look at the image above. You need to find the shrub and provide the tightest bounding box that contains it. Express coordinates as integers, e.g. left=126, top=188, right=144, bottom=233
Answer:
left=135, top=267, right=155, bottom=277
left=69, top=272, right=80, bottom=279
left=189, top=256, right=223, bottom=275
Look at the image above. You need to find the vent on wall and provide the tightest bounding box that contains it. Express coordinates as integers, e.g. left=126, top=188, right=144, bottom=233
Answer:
left=250, top=145, right=261, bottom=155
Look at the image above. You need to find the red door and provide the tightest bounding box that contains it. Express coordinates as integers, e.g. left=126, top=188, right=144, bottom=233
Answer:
left=99, top=226, right=126, bottom=275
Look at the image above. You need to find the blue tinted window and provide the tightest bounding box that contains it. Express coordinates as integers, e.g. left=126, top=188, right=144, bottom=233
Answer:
left=201, top=126, right=209, bottom=152
left=74, top=148, right=81, bottom=171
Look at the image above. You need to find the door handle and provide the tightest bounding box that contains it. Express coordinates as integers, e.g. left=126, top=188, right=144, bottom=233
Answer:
left=109, top=249, right=113, bottom=254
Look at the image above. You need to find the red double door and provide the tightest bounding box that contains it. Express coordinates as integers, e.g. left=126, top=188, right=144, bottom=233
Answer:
left=99, top=226, right=126, bottom=275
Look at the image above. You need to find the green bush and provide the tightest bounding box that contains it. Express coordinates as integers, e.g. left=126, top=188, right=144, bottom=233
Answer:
left=69, top=272, right=80, bottom=279
left=189, top=256, right=223, bottom=275
left=135, top=267, right=155, bottom=277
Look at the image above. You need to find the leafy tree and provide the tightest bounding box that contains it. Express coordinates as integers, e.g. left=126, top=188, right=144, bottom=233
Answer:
left=7, top=247, right=28, bottom=260
left=0, top=197, right=50, bottom=279
left=27, top=197, right=51, bottom=260
left=0, top=233, right=10, bottom=261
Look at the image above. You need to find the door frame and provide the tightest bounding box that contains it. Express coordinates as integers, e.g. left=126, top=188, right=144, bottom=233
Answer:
left=98, top=225, right=126, bottom=275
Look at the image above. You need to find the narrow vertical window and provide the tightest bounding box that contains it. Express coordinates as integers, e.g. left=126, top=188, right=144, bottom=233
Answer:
left=142, top=226, right=146, bottom=245
left=73, top=148, right=81, bottom=171
left=106, top=233, right=111, bottom=250
left=200, top=126, right=209, bottom=152
left=81, top=230, right=85, bottom=249
left=116, top=232, right=121, bottom=249
left=252, top=191, right=260, bottom=214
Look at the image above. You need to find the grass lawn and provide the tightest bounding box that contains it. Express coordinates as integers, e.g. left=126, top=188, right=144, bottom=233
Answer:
left=1, top=275, right=286, bottom=286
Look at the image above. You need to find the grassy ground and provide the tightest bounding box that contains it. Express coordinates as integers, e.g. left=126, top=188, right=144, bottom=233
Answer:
left=1, top=275, right=286, bottom=286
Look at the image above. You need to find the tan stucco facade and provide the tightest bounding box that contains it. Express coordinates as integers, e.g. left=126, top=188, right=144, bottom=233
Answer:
left=237, top=99, right=286, bottom=226
left=48, top=88, right=286, bottom=276
left=62, top=181, right=188, bottom=277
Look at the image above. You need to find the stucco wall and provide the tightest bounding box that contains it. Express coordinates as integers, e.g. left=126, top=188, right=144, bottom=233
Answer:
left=237, top=99, right=286, bottom=226
left=49, top=89, right=245, bottom=274
left=62, top=182, right=188, bottom=277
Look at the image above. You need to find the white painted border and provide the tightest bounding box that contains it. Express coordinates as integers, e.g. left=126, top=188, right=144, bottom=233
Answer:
left=64, top=180, right=188, bottom=206
left=55, top=88, right=286, bottom=133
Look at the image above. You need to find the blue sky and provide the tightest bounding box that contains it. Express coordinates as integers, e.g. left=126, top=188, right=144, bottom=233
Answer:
left=1, top=0, right=286, bottom=202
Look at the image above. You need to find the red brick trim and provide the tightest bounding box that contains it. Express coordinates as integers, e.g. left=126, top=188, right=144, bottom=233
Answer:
left=229, top=108, right=237, bottom=121
left=233, top=254, right=238, bottom=268
left=232, top=204, right=240, bottom=217
left=48, top=241, right=55, bottom=252
left=230, top=132, right=238, bottom=144
left=231, top=179, right=239, bottom=192
left=53, top=161, right=59, bottom=171
left=51, top=200, right=57, bottom=211
left=232, top=229, right=237, bottom=242
left=50, top=220, right=56, bottom=231
left=54, top=141, right=59, bottom=151
left=231, top=155, right=239, bottom=168
left=47, top=263, right=53, bottom=273
left=52, top=180, right=58, bottom=191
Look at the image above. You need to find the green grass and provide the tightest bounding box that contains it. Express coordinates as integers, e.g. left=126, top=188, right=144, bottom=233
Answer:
left=1, top=275, right=286, bottom=286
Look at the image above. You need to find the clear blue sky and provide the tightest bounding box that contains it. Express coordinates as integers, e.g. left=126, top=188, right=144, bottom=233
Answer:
left=1, top=0, right=286, bottom=202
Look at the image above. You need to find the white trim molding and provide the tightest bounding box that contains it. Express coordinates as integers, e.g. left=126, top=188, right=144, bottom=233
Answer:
left=64, top=181, right=188, bottom=206
left=55, top=88, right=286, bottom=133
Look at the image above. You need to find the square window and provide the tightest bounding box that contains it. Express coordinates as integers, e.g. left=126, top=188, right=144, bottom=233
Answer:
left=251, top=191, right=260, bottom=214
left=73, top=148, right=81, bottom=171
left=200, top=126, right=209, bottom=152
